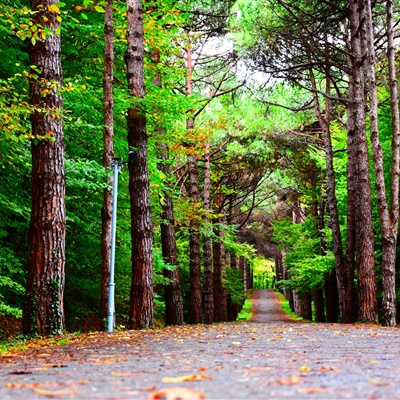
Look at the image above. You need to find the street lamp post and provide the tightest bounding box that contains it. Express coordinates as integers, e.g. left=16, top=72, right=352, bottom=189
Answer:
left=107, top=157, right=122, bottom=332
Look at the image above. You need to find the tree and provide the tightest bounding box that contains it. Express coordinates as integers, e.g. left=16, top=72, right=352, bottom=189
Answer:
left=23, top=0, right=66, bottom=335
left=125, top=0, right=154, bottom=329
left=203, top=142, right=214, bottom=324
left=364, top=0, right=399, bottom=326
left=348, top=0, right=377, bottom=322
left=100, top=0, right=115, bottom=328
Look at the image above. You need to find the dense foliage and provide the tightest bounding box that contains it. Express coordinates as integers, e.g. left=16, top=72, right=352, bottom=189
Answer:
left=1, top=0, right=400, bottom=337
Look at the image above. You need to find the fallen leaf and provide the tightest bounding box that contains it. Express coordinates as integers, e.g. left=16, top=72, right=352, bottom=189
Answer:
left=162, top=374, right=212, bottom=383
left=198, top=367, right=207, bottom=371
left=298, top=388, right=331, bottom=394
left=369, top=378, right=389, bottom=386
left=277, top=375, right=303, bottom=385
left=299, top=366, right=310, bottom=372
left=318, top=366, right=338, bottom=372
left=148, top=387, right=205, bottom=400
left=33, top=387, right=84, bottom=397
left=5, top=380, right=88, bottom=389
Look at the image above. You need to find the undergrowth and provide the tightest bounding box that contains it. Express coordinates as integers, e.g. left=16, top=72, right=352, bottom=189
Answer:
left=237, top=297, right=252, bottom=321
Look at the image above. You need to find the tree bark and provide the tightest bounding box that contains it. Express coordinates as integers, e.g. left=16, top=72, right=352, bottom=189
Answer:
left=314, top=288, right=325, bottom=322
left=348, top=0, right=377, bottom=323
left=23, top=0, right=66, bottom=335
left=100, top=0, right=114, bottom=328
left=301, top=291, right=312, bottom=320
left=364, top=0, right=396, bottom=326
left=151, top=47, right=184, bottom=326
left=125, top=0, right=153, bottom=329
left=185, top=32, right=202, bottom=324
left=158, top=141, right=184, bottom=326
left=306, top=42, right=354, bottom=322
left=203, top=142, right=214, bottom=324
left=324, top=269, right=338, bottom=322
left=275, top=251, right=284, bottom=293
left=213, top=212, right=228, bottom=322
left=380, top=0, right=399, bottom=326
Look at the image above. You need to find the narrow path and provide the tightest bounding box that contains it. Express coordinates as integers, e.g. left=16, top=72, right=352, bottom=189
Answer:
left=1, top=290, right=400, bottom=399
left=250, top=289, right=293, bottom=323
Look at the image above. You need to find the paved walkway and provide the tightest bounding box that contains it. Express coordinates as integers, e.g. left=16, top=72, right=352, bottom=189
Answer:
left=1, top=290, right=400, bottom=399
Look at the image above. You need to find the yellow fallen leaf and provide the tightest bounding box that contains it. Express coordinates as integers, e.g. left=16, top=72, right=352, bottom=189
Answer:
left=162, top=374, right=212, bottom=383
left=276, top=375, right=302, bottom=385
left=299, top=366, right=310, bottom=372
left=33, top=388, right=84, bottom=396
left=298, top=388, right=331, bottom=394
left=232, top=342, right=241, bottom=345
left=369, top=378, right=389, bottom=386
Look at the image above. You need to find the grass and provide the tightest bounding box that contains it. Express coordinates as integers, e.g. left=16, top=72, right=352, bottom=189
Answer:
left=276, top=291, right=304, bottom=321
left=237, top=298, right=253, bottom=321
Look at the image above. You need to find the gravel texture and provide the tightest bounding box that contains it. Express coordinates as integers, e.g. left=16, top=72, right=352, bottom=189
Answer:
left=1, top=290, right=400, bottom=399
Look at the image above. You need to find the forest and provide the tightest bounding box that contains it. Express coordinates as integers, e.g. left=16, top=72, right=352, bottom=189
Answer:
left=0, top=0, right=400, bottom=339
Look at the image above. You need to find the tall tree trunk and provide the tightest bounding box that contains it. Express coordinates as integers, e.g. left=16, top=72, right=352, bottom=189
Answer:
left=159, top=142, right=184, bottom=325
left=203, top=142, right=214, bottom=324
left=380, top=0, right=400, bottom=326
left=301, top=292, right=312, bottom=320
left=349, top=0, right=377, bottom=323
left=275, top=251, right=284, bottom=293
left=324, top=269, right=338, bottom=322
left=100, top=0, right=114, bottom=329
left=239, top=256, right=246, bottom=292
left=23, top=0, right=66, bottom=335
left=185, top=33, right=202, bottom=324
left=314, top=288, right=325, bottom=322
left=307, top=43, right=354, bottom=322
left=364, top=0, right=398, bottom=326
left=125, top=0, right=153, bottom=329
left=213, top=219, right=228, bottom=322
left=151, top=48, right=184, bottom=326
left=364, top=0, right=396, bottom=325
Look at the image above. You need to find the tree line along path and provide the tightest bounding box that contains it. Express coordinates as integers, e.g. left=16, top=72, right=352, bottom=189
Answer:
left=1, top=289, right=400, bottom=399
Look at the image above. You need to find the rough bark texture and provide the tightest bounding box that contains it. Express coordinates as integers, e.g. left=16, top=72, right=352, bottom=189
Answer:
left=307, top=52, right=353, bottom=323
left=152, top=47, right=184, bottom=326
left=186, top=36, right=202, bottom=324
left=203, top=143, right=214, bottom=324
left=23, top=0, right=66, bottom=335
left=301, top=292, right=312, bottom=320
left=381, top=0, right=400, bottom=326
left=365, top=0, right=396, bottom=325
left=239, top=256, right=246, bottom=292
left=125, top=0, right=153, bottom=329
left=349, top=0, right=377, bottom=323
left=213, top=221, right=228, bottom=322
left=314, top=288, right=325, bottom=322
left=324, top=269, right=338, bottom=322
left=188, top=144, right=202, bottom=324
left=100, top=0, right=114, bottom=327
left=275, top=251, right=284, bottom=293
left=159, top=143, right=184, bottom=326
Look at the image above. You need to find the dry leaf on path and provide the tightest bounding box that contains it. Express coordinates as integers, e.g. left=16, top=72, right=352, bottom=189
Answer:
left=298, top=388, right=331, bottom=394
left=5, top=380, right=89, bottom=389
left=149, top=387, right=205, bottom=400
left=277, top=375, right=303, bottom=385
left=162, top=374, right=212, bottom=383
left=33, top=387, right=84, bottom=397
